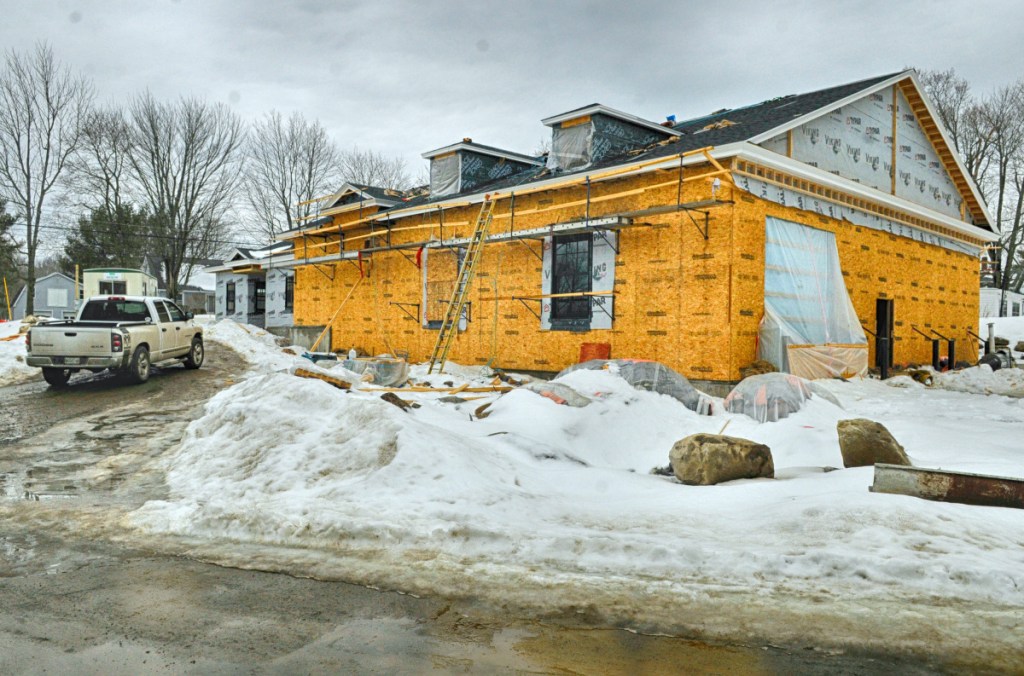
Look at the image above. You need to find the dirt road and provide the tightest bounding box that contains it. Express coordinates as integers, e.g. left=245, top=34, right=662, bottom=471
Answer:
left=0, top=345, right=947, bottom=673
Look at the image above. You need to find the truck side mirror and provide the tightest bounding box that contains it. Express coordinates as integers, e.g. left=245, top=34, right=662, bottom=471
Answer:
left=185, top=311, right=194, bottom=320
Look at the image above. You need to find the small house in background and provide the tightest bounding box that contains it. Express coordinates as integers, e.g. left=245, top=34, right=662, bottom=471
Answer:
left=980, top=287, right=1024, bottom=318
left=207, top=242, right=294, bottom=328
left=82, top=268, right=159, bottom=299
left=11, top=272, right=78, bottom=319
left=179, top=285, right=216, bottom=314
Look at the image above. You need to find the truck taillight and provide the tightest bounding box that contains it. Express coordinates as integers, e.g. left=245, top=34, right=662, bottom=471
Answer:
left=111, top=332, right=123, bottom=352
left=25, top=331, right=30, bottom=351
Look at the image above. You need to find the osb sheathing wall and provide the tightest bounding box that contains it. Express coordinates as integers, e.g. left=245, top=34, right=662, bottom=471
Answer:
left=294, top=165, right=980, bottom=381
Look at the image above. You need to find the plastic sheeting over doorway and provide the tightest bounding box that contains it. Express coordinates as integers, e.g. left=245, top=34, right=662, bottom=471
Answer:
left=757, top=217, right=868, bottom=379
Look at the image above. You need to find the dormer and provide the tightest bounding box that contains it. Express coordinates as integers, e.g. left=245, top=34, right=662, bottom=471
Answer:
left=542, top=104, right=681, bottom=172
left=423, top=140, right=543, bottom=197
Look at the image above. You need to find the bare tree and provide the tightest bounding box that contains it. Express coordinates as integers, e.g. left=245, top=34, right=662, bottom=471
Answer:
left=245, top=111, right=340, bottom=242
left=0, top=43, right=93, bottom=314
left=919, top=69, right=1024, bottom=310
left=338, top=146, right=411, bottom=190
left=126, top=92, right=245, bottom=298
left=67, top=106, right=132, bottom=214
left=917, top=68, right=994, bottom=194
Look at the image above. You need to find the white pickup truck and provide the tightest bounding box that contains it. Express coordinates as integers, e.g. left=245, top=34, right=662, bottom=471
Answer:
left=26, top=296, right=204, bottom=387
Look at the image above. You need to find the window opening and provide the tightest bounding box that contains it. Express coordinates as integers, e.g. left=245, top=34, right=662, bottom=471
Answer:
left=551, top=234, right=592, bottom=321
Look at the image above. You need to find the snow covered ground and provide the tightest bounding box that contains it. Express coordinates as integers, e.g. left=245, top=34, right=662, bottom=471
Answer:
left=3, top=316, right=1023, bottom=658
left=122, top=317, right=1024, bottom=660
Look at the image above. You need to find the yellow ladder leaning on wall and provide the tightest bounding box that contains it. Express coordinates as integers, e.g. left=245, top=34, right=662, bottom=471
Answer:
left=427, top=196, right=497, bottom=374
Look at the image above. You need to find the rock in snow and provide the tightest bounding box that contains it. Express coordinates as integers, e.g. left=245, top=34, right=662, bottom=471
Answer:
left=669, top=433, right=775, bottom=485
left=837, top=418, right=911, bottom=468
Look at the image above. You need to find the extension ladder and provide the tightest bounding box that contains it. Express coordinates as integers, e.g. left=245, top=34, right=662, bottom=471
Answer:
left=427, top=197, right=496, bottom=374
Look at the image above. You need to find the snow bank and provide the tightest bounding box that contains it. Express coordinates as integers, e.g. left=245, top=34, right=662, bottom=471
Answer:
left=132, top=365, right=1024, bottom=612
left=933, top=363, right=1024, bottom=397
left=198, top=318, right=301, bottom=372
left=0, top=321, right=35, bottom=387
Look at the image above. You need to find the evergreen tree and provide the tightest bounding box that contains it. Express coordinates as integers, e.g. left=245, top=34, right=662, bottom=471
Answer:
left=60, top=204, right=150, bottom=272
left=0, top=199, right=18, bottom=319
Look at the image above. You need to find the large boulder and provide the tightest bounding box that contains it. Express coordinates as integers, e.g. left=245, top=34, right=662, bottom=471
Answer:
left=837, top=419, right=911, bottom=468
left=669, top=433, right=774, bottom=486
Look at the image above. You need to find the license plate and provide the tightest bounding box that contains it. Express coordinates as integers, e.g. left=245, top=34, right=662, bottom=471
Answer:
left=65, top=357, right=81, bottom=365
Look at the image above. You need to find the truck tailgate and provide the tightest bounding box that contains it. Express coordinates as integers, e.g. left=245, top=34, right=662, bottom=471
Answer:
left=30, top=326, right=113, bottom=358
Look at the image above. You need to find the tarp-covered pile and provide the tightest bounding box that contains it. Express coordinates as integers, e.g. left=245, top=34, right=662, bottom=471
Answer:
left=557, top=359, right=712, bottom=413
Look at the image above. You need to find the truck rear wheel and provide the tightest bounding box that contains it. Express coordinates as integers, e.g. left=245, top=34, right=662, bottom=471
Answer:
left=126, top=345, right=151, bottom=384
left=42, top=368, right=72, bottom=388
left=183, top=337, right=204, bottom=369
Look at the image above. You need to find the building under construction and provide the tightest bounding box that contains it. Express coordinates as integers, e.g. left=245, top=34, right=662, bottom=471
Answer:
left=276, top=71, right=997, bottom=388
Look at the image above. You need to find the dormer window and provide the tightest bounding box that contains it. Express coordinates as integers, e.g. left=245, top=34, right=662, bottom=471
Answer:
left=543, top=104, right=681, bottom=172
left=423, top=141, right=543, bottom=197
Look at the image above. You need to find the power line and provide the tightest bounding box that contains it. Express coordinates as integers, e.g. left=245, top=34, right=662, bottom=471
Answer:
left=6, top=218, right=265, bottom=250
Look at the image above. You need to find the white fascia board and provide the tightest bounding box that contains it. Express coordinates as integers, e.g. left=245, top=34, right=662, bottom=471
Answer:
left=421, top=142, right=543, bottom=165
left=738, top=144, right=999, bottom=243
left=746, top=70, right=994, bottom=231
left=204, top=253, right=296, bottom=274
left=542, top=104, right=683, bottom=137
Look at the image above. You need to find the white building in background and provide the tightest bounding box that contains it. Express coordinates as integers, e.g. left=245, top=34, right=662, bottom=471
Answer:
left=82, top=267, right=159, bottom=298
left=980, top=287, right=1024, bottom=317
left=206, top=242, right=294, bottom=329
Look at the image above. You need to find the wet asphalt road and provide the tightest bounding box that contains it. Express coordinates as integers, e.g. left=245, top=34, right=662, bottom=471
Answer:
left=0, top=345, right=953, bottom=674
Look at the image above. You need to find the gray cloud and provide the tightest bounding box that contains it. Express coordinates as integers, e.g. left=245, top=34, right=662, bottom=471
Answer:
left=2, top=0, right=1022, bottom=179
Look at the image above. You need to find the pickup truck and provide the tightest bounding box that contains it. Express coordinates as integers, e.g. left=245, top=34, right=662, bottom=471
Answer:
left=26, top=296, right=204, bottom=387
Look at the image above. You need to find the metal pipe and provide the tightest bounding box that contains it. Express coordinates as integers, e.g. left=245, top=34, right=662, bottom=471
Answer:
left=987, top=322, right=995, bottom=355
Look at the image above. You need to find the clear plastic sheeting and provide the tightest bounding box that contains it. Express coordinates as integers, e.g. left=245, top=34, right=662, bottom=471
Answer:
left=548, top=121, right=593, bottom=171
left=429, top=153, right=461, bottom=196
left=758, top=217, right=868, bottom=379
left=522, top=381, right=592, bottom=407
left=557, top=359, right=711, bottom=413
left=724, top=372, right=841, bottom=423
left=341, top=358, right=409, bottom=387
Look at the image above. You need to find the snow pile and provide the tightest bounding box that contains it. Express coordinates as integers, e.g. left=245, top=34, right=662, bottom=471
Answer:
left=198, top=318, right=302, bottom=372
left=981, top=315, right=1024, bottom=350
left=132, top=365, right=1024, bottom=611
left=933, top=364, right=1024, bottom=397
left=0, top=321, right=35, bottom=386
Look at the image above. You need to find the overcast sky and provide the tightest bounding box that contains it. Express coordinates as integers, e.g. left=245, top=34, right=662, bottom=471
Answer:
left=4, top=0, right=1023, bottom=179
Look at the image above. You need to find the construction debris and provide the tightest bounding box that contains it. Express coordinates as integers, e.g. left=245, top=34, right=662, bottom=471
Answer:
left=380, top=392, right=420, bottom=412
left=522, top=381, right=591, bottom=407
left=290, top=367, right=352, bottom=390
left=870, top=464, right=1024, bottom=510
left=343, top=356, right=409, bottom=387
left=725, top=373, right=841, bottom=423
left=557, top=359, right=710, bottom=413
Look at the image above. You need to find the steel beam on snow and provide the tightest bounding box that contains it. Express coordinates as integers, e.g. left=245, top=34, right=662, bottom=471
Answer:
left=870, top=463, right=1024, bottom=510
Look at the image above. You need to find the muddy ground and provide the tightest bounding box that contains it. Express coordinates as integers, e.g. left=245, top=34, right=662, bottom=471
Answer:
left=0, top=345, right=968, bottom=673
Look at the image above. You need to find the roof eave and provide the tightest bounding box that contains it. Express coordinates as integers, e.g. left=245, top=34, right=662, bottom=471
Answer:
left=738, top=144, right=998, bottom=243
left=744, top=70, right=993, bottom=231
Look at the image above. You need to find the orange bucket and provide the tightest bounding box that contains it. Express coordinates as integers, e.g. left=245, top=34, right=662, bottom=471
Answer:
left=579, top=342, right=611, bottom=362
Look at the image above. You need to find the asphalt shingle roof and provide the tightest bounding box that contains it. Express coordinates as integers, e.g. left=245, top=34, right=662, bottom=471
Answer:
left=391, top=72, right=905, bottom=211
